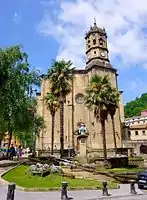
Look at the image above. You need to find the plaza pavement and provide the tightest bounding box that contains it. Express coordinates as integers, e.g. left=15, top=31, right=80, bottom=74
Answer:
left=110, top=194, right=147, bottom=200
left=0, top=184, right=145, bottom=200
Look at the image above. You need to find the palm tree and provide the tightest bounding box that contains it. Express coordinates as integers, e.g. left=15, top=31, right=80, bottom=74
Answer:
left=104, top=86, right=120, bottom=154
left=45, top=92, right=59, bottom=155
left=48, top=60, right=75, bottom=158
left=85, top=74, right=110, bottom=161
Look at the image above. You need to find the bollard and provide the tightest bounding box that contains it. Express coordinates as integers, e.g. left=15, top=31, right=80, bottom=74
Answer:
left=61, top=182, right=68, bottom=200
left=130, top=180, right=137, bottom=195
left=6, top=183, right=16, bottom=200
left=102, top=181, right=110, bottom=196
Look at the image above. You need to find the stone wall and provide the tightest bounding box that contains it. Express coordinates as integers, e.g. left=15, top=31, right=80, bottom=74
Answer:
left=87, top=148, right=116, bottom=158
left=123, top=140, right=147, bottom=155
left=36, top=64, right=124, bottom=153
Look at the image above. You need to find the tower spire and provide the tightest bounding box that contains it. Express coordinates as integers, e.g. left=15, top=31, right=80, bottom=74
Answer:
left=85, top=18, right=109, bottom=66
left=94, top=17, right=96, bottom=26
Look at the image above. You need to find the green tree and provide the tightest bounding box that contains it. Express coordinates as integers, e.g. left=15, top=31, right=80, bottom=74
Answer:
left=124, top=93, right=147, bottom=117
left=45, top=93, right=59, bottom=155
left=15, top=110, right=45, bottom=150
left=103, top=86, right=120, bottom=153
left=0, top=45, right=41, bottom=153
left=48, top=60, right=75, bottom=158
left=85, top=74, right=110, bottom=161
left=25, top=98, right=45, bottom=156
left=0, top=52, right=8, bottom=88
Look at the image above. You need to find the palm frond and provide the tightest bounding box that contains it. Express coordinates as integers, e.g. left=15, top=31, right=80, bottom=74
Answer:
left=45, top=92, right=59, bottom=115
left=47, top=60, right=75, bottom=99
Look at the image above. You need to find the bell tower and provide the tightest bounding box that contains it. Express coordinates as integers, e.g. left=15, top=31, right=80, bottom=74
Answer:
left=85, top=19, right=110, bottom=68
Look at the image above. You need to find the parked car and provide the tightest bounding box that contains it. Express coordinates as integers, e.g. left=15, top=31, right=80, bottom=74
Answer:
left=138, top=171, right=147, bottom=189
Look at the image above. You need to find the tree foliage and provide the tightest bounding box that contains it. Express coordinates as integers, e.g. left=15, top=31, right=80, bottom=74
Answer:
left=45, top=92, right=59, bottom=155
left=45, top=92, right=59, bottom=116
left=85, top=74, right=120, bottom=159
left=48, top=60, right=75, bottom=100
left=85, top=74, right=111, bottom=160
left=0, top=45, right=42, bottom=147
left=15, top=115, right=45, bottom=148
left=124, top=93, right=147, bottom=118
left=48, top=60, right=75, bottom=158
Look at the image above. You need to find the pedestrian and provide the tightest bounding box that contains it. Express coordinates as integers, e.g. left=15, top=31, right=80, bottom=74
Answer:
left=17, top=145, right=22, bottom=160
left=9, top=144, right=15, bottom=160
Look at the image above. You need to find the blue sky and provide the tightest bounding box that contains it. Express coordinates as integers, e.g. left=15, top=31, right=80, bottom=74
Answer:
left=0, top=0, right=59, bottom=71
left=1, top=0, right=147, bottom=104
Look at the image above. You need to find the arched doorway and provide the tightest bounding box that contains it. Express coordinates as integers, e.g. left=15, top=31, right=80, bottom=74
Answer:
left=140, top=144, right=147, bottom=154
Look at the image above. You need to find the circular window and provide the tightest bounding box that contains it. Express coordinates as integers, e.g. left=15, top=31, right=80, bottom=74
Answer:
left=75, top=93, right=84, bottom=104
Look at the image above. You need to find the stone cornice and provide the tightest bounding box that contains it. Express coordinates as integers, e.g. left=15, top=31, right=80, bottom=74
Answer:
left=41, top=63, right=117, bottom=78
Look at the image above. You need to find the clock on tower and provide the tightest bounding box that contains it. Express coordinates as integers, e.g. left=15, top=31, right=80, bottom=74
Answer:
left=85, top=19, right=109, bottom=65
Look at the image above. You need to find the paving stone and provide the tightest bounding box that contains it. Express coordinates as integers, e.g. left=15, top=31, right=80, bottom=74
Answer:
left=0, top=184, right=145, bottom=200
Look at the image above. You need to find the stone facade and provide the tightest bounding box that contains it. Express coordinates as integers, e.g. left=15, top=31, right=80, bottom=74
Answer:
left=123, top=110, right=147, bottom=155
left=36, top=21, right=124, bottom=156
left=125, top=111, right=147, bottom=141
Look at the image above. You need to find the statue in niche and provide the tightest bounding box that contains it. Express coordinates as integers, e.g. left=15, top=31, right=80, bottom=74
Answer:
left=78, top=123, right=87, bottom=136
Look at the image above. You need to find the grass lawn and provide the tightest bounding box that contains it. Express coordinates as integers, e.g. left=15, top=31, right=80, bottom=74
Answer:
left=3, top=165, right=117, bottom=190
left=107, top=167, right=144, bottom=174
left=96, top=167, right=145, bottom=174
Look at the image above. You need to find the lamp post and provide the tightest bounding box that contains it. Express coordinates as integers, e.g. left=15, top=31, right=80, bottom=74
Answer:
left=32, top=114, right=36, bottom=157
left=32, top=89, right=37, bottom=157
left=29, top=88, right=37, bottom=157
left=67, top=101, right=72, bottom=158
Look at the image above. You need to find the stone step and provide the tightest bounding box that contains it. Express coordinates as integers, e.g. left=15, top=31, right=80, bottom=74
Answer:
left=71, top=169, right=83, bottom=172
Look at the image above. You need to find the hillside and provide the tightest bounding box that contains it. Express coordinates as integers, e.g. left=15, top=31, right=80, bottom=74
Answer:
left=124, top=93, right=147, bottom=118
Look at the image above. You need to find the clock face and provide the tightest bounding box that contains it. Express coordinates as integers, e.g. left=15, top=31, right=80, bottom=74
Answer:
left=101, top=52, right=105, bottom=57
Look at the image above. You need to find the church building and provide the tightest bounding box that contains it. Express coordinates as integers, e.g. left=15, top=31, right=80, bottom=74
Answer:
left=36, top=20, right=124, bottom=157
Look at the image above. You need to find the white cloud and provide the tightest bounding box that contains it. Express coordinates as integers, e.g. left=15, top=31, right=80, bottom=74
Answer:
left=38, top=0, right=147, bottom=68
left=13, top=12, right=22, bottom=24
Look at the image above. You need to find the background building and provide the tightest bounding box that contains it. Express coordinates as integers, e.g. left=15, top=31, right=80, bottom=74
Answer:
left=124, top=110, right=147, bottom=154
left=36, top=21, right=124, bottom=157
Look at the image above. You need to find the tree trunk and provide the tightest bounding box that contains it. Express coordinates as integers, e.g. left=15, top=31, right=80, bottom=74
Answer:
left=100, top=120, right=107, bottom=161
left=6, top=127, right=13, bottom=158
left=111, top=114, right=117, bottom=154
left=51, top=113, right=55, bottom=155
left=60, top=101, right=64, bottom=158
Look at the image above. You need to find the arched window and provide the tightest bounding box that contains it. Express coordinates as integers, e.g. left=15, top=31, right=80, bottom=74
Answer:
left=140, top=145, right=147, bottom=154
left=99, top=38, right=103, bottom=45
left=93, top=39, right=96, bottom=45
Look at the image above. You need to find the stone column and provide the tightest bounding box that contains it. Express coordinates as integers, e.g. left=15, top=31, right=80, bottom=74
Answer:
left=78, top=135, right=88, bottom=163
left=79, top=138, right=87, bottom=157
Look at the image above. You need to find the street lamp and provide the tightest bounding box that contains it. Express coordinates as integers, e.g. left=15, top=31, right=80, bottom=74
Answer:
left=67, top=100, right=72, bottom=158
left=28, top=89, right=37, bottom=157
left=32, top=89, right=37, bottom=157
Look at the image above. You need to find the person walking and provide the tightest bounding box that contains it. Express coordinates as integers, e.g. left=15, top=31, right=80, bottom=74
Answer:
left=9, top=144, right=15, bottom=160
left=17, top=145, right=22, bottom=160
